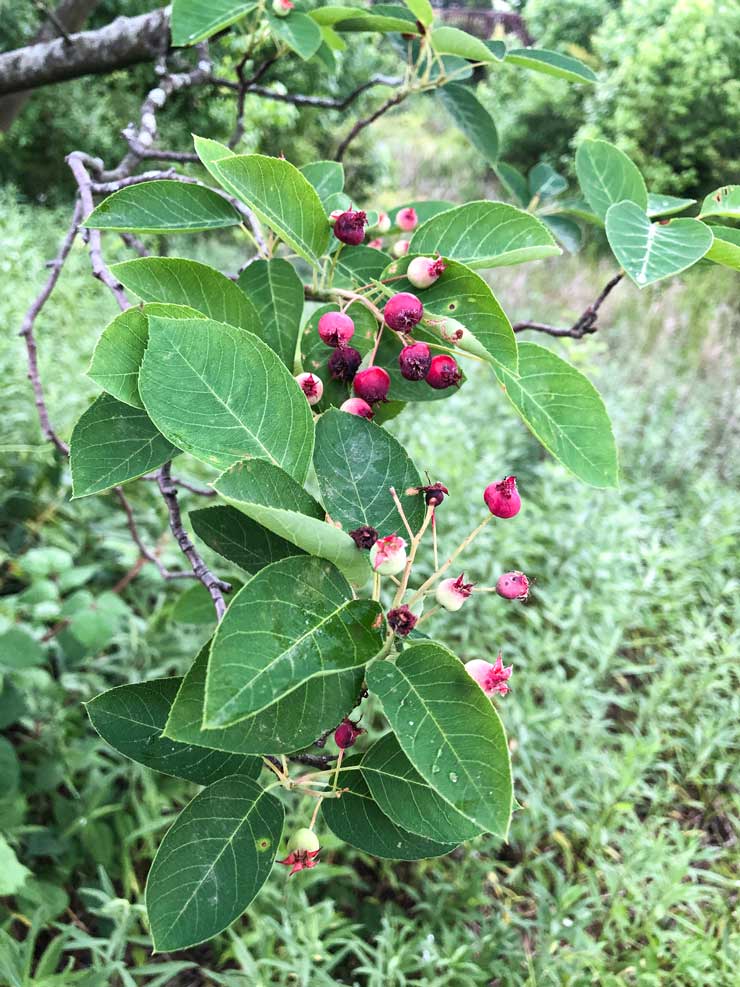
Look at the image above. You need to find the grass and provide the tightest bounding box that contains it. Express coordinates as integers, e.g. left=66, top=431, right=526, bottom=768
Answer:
left=0, top=194, right=738, bottom=986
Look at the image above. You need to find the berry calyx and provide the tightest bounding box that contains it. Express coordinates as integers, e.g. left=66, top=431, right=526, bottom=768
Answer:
left=399, top=341, right=432, bottom=381
left=387, top=604, right=418, bottom=636
left=369, top=534, right=407, bottom=575
left=349, top=525, right=379, bottom=549
left=272, top=0, right=293, bottom=16
left=353, top=366, right=390, bottom=404
left=328, top=345, right=362, bottom=382
left=294, top=372, right=323, bottom=406
left=278, top=828, right=320, bottom=876
left=397, top=207, right=419, bottom=232
left=407, top=256, right=446, bottom=289
left=334, top=718, right=364, bottom=749
left=436, top=573, right=474, bottom=612
left=340, top=397, right=374, bottom=419
left=318, top=311, right=355, bottom=348
left=464, top=654, right=513, bottom=697
left=375, top=212, right=391, bottom=233
left=384, top=292, right=424, bottom=333
left=333, top=209, right=367, bottom=246
left=426, top=354, right=462, bottom=389
left=483, top=476, right=521, bottom=519
left=496, top=571, right=530, bottom=601
left=392, top=239, right=410, bottom=257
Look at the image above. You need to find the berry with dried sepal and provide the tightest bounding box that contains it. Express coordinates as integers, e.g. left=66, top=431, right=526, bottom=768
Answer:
left=349, top=524, right=379, bottom=549
left=278, top=828, right=320, bottom=876
left=369, top=534, right=407, bottom=575
left=397, top=207, right=418, bottom=232
left=387, top=604, right=418, bottom=636
left=272, top=0, right=293, bottom=16
left=483, top=476, right=521, bottom=519
left=426, top=353, right=462, bottom=389
left=384, top=292, right=423, bottom=333
left=375, top=211, right=391, bottom=233
left=328, top=345, right=362, bottom=382
left=465, top=653, right=512, bottom=697
left=399, top=341, right=432, bottom=381
left=334, top=718, right=364, bottom=749
left=496, top=571, right=530, bottom=601
left=318, top=310, right=355, bottom=348
left=333, top=209, right=367, bottom=246
left=354, top=366, right=390, bottom=404
left=295, top=372, right=323, bottom=406
left=392, top=239, right=410, bottom=257
left=436, top=573, right=474, bottom=612
left=340, top=397, right=374, bottom=419
left=407, top=256, right=446, bottom=289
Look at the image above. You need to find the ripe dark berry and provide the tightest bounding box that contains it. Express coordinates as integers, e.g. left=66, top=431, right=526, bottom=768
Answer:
left=333, top=209, right=367, bottom=246
left=384, top=292, right=423, bottom=333
left=426, top=354, right=461, bottom=389
left=318, top=311, right=354, bottom=348
left=349, top=525, right=379, bottom=550
left=328, top=345, right=362, bottom=383
left=398, top=341, right=432, bottom=381
left=386, top=604, right=418, bottom=637
left=334, top=718, right=364, bottom=749
left=353, top=366, right=390, bottom=404
left=483, top=476, right=521, bottom=519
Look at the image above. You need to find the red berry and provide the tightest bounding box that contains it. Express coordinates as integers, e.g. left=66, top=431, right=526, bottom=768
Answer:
left=384, top=292, right=423, bottom=333
left=318, top=311, right=355, bottom=348
left=334, top=718, right=364, bottom=749
left=398, top=341, right=432, bottom=381
left=495, top=571, right=530, bottom=600
left=426, top=354, right=461, bottom=389
left=397, top=207, right=418, bottom=232
left=483, top=476, right=521, bottom=519
left=328, top=346, right=362, bottom=382
left=333, top=209, right=367, bottom=246
left=340, top=397, right=374, bottom=419
left=354, top=366, right=390, bottom=404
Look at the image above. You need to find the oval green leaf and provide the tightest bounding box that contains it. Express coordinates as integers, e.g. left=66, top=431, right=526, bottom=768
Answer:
left=575, top=139, right=647, bottom=221
left=299, top=160, right=345, bottom=207
left=190, top=505, right=304, bottom=571
left=698, top=184, right=740, bottom=220
left=705, top=226, right=740, bottom=271
left=171, top=0, right=257, bottom=45
left=267, top=9, right=323, bottom=60
left=506, top=47, right=597, bottom=84
left=84, top=180, right=240, bottom=234
left=237, top=258, right=304, bottom=369
left=430, top=26, right=501, bottom=63
left=646, top=193, right=696, bottom=219
left=437, top=83, right=498, bottom=167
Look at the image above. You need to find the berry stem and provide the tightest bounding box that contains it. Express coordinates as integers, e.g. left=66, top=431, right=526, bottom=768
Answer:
left=372, top=571, right=381, bottom=602
left=324, top=242, right=344, bottom=290
left=416, top=605, right=440, bottom=627
left=367, top=320, right=385, bottom=366
left=392, top=503, right=434, bottom=609
left=330, top=747, right=345, bottom=792
left=309, top=797, right=323, bottom=831
left=389, top=486, right=416, bottom=540
left=408, top=514, right=493, bottom=607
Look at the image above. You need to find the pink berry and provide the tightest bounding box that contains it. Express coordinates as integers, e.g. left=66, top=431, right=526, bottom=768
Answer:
left=397, top=207, right=418, bottom=232
left=294, top=372, right=323, bottom=406
left=375, top=212, right=391, bottom=234
left=340, top=397, right=374, bottom=419
left=369, top=534, right=407, bottom=575
left=318, top=311, right=355, bottom=348
left=333, top=209, right=367, bottom=246
left=384, top=292, right=423, bottom=333
left=368, top=237, right=383, bottom=250
left=426, top=354, right=461, bottom=389
left=392, top=239, right=410, bottom=257
left=328, top=346, right=362, bottom=382
left=483, top=476, right=521, bottom=519
left=353, top=366, right=390, bottom=405
left=435, top=573, right=474, bottom=612
left=334, top=718, right=364, bottom=749
left=496, top=571, right=530, bottom=601
left=386, top=604, right=418, bottom=637
left=464, top=654, right=513, bottom=697
left=398, top=341, right=432, bottom=381
left=272, top=0, right=293, bottom=16
left=407, top=256, right=446, bottom=289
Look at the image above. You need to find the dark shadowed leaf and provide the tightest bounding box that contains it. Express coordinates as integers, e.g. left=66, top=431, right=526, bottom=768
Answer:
left=190, top=505, right=304, bottom=571
left=237, top=258, right=304, bottom=369
left=437, top=84, right=498, bottom=167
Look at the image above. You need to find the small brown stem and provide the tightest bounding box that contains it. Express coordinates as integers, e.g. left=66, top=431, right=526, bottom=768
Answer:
left=513, top=272, right=624, bottom=338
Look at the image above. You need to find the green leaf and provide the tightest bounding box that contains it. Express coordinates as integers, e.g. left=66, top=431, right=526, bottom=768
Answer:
left=212, top=155, right=330, bottom=267
left=388, top=200, right=456, bottom=226
left=166, top=644, right=365, bottom=755
left=0, top=738, right=19, bottom=795
left=206, top=557, right=382, bottom=727
left=403, top=0, right=433, bottom=26
left=267, top=9, right=323, bottom=60
left=314, top=409, right=424, bottom=534
left=192, top=135, right=245, bottom=204
left=333, top=245, right=391, bottom=289
left=0, top=835, right=30, bottom=896
left=437, top=83, right=498, bottom=167
left=698, top=184, right=740, bottom=220
left=139, top=316, right=314, bottom=478
left=0, top=627, right=44, bottom=670
left=542, top=214, right=582, bottom=254
left=493, top=341, right=619, bottom=488
left=361, top=733, right=483, bottom=843
left=214, top=460, right=370, bottom=585
left=367, top=642, right=512, bottom=836
left=237, top=259, right=304, bottom=369
left=323, top=758, right=457, bottom=859
left=190, top=505, right=304, bottom=571
left=548, top=195, right=602, bottom=225
left=382, top=255, right=518, bottom=373
left=86, top=678, right=260, bottom=785
left=430, top=26, right=501, bottom=63
left=484, top=39, right=507, bottom=61
left=84, top=181, right=240, bottom=234
left=171, top=0, right=256, bottom=45
left=299, top=160, right=345, bottom=207
left=410, top=201, right=560, bottom=269
left=171, top=580, right=243, bottom=625
left=705, top=226, right=740, bottom=271
left=646, top=193, right=696, bottom=219
left=505, top=47, right=597, bottom=84
left=146, top=776, right=283, bottom=951
left=310, top=6, right=363, bottom=27
left=70, top=393, right=178, bottom=498
left=529, top=162, right=567, bottom=199
left=328, top=5, right=419, bottom=33
left=575, top=139, right=647, bottom=221
left=112, top=257, right=259, bottom=331
left=605, top=202, right=713, bottom=288
left=495, top=162, right=529, bottom=206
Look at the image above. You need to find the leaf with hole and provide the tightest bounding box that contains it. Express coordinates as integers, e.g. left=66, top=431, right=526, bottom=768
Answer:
left=85, top=181, right=240, bottom=234
left=575, top=139, right=647, bottom=221
left=698, top=185, right=740, bottom=220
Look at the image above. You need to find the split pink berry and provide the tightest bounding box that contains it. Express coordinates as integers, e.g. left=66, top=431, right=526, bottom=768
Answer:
left=407, top=256, right=446, bottom=289
left=426, top=353, right=461, bottom=389
left=272, top=0, right=293, bottom=16
left=483, top=476, right=521, bottom=519
left=436, top=573, right=474, bottom=612
left=397, top=207, right=419, bottom=232
left=464, top=654, right=513, bottom=697
left=328, top=345, right=362, bottom=382
left=392, top=239, right=410, bottom=257
left=353, top=366, right=390, bottom=404
left=318, top=310, right=355, bottom=348
left=384, top=292, right=423, bottom=333
left=398, top=341, right=432, bottom=381
left=375, top=212, right=391, bottom=233
left=333, top=209, right=367, bottom=246
left=294, top=372, right=323, bottom=406
left=334, top=718, right=364, bottom=749
left=368, top=237, right=383, bottom=250
left=387, top=604, right=418, bottom=636
left=278, top=828, right=320, bottom=876
left=369, top=534, right=407, bottom=575
left=340, top=397, right=374, bottom=419
left=496, top=571, right=530, bottom=601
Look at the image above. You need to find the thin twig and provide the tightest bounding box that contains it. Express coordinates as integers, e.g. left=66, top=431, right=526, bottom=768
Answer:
left=512, top=272, right=624, bottom=338
left=336, top=90, right=408, bottom=161
left=113, top=487, right=195, bottom=581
